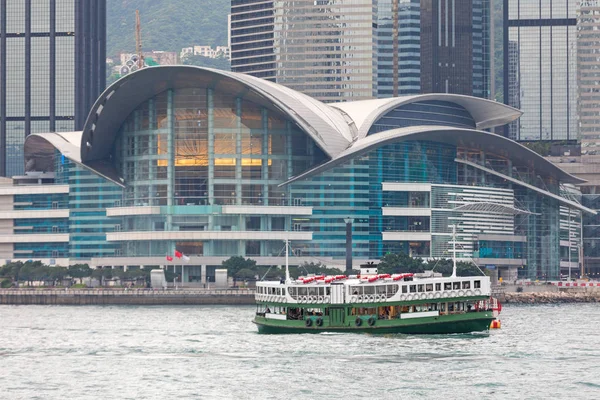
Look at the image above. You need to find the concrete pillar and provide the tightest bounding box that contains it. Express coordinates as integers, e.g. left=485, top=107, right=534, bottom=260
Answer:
left=490, top=269, right=499, bottom=286
left=235, top=97, right=242, bottom=204
left=166, top=89, right=175, bottom=231
left=201, top=265, right=207, bottom=286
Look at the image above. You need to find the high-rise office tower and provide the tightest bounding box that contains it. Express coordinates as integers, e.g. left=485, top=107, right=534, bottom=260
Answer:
left=0, top=0, right=106, bottom=177
left=419, top=0, right=490, bottom=97
left=503, top=0, right=578, bottom=141
left=377, top=0, right=491, bottom=98
left=578, top=0, right=600, bottom=160
left=232, top=0, right=491, bottom=101
left=231, top=0, right=377, bottom=102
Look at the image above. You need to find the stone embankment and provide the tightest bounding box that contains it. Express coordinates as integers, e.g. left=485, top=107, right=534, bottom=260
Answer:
left=503, top=291, right=600, bottom=304
left=0, top=288, right=256, bottom=305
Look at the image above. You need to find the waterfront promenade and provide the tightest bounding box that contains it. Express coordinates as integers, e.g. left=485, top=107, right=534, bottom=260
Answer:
left=0, top=288, right=256, bottom=305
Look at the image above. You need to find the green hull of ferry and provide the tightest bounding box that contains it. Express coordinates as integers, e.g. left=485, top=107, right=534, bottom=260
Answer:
left=255, top=314, right=493, bottom=335
left=254, top=302, right=495, bottom=335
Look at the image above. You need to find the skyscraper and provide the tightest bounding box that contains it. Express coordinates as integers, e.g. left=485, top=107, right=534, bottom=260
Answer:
left=578, top=0, right=600, bottom=160
left=231, top=0, right=377, bottom=102
left=420, top=0, right=490, bottom=97
left=0, top=0, right=106, bottom=177
left=503, top=0, right=578, bottom=141
left=232, top=0, right=491, bottom=102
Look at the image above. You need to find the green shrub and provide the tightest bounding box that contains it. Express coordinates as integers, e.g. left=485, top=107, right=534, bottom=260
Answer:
left=1, top=279, right=12, bottom=288
left=516, top=286, right=524, bottom=293
left=71, top=283, right=87, bottom=289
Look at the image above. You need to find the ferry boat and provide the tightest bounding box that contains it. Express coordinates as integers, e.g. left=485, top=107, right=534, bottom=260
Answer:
left=253, top=239, right=500, bottom=334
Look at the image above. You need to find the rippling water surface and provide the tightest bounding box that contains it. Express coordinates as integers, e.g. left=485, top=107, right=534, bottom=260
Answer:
left=1, top=304, right=600, bottom=399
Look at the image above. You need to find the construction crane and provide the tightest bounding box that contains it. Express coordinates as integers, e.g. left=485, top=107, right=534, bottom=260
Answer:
left=135, top=10, right=144, bottom=69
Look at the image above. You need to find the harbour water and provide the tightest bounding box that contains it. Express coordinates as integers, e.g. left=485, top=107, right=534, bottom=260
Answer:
left=1, top=304, right=599, bottom=399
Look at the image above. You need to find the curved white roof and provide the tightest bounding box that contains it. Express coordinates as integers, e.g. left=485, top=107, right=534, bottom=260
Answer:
left=23, top=66, right=580, bottom=193
left=282, top=125, right=586, bottom=186
left=330, top=93, right=522, bottom=140
left=77, top=66, right=354, bottom=164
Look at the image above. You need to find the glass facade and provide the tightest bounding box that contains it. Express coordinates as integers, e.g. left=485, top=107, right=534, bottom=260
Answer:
left=231, top=0, right=377, bottom=102
left=10, top=190, right=69, bottom=259
left=367, top=100, right=477, bottom=133
left=112, top=87, right=327, bottom=257
left=232, top=0, right=491, bottom=101
left=578, top=1, right=600, bottom=160
left=230, top=0, right=276, bottom=80
left=0, top=0, right=105, bottom=177
left=582, top=190, right=600, bottom=275
left=420, top=0, right=490, bottom=97
left=504, top=0, right=578, bottom=141
left=377, top=0, right=422, bottom=97
left=86, top=84, right=573, bottom=280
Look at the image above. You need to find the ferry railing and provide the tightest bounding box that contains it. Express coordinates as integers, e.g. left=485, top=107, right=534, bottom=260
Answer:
left=0, top=288, right=256, bottom=296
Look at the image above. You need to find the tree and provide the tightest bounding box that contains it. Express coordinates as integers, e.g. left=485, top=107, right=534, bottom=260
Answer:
left=377, top=253, right=424, bottom=274
left=19, top=261, right=44, bottom=286
left=48, top=267, right=68, bottom=286
left=0, top=261, right=24, bottom=284
left=234, top=268, right=256, bottom=281
left=69, top=264, right=92, bottom=284
left=91, top=268, right=115, bottom=287
left=424, top=258, right=453, bottom=276
left=181, top=54, right=230, bottom=71
left=424, top=258, right=485, bottom=277
left=296, top=262, right=346, bottom=278
left=222, top=256, right=257, bottom=286
left=457, top=262, right=485, bottom=277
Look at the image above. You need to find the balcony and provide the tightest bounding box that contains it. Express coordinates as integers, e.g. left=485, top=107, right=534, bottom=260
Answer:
left=106, top=230, right=313, bottom=242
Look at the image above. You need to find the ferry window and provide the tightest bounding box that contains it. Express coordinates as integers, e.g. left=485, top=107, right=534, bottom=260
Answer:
left=326, top=287, right=331, bottom=295
left=409, top=285, right=417, bottom=293
left=351, top=286, right=361, bottom=295
left=435, top=283, right=441, bottom=291
left=277, top=288, right=281, bottom=295
left=387, top=285, right=399, bottom=296
left=462, top=281, right=470, bottom=289
left=444, top=282, right=451, bottom=290
left=417, top=284, right=424, bottom=292
left=474, top=280, right=481, bottom=288
left=288, top=287, right=297, bottom=299
left=298, top=287, right=308, bottom=296
left=426, top=284, right=433, bottom=292
left=308, top=287, right=318, bottom=296
left=282, top=288, right=286, bottom=296
left=364, top=286, right=375, bottom=295
left=376, top=285, right=386, bottom=295
left=402, top=286, right=408, bottom=294
left=453, top=282, right=460, bottom=290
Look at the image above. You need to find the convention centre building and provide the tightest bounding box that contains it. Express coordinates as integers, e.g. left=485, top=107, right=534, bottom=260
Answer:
left=14, top=66, right=592, bottom=283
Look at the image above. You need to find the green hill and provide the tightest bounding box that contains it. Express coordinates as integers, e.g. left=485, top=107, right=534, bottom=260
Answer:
left=107, top=0, right=230, bottom=57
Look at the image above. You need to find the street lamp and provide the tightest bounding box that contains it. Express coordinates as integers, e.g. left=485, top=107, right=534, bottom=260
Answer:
left=344, top=217, right=353, bottom=273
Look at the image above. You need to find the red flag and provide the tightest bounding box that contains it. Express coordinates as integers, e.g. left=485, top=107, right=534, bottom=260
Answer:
left=174, top=250, right=182, bottom=258
left=166, top=255, right=173, bottom=261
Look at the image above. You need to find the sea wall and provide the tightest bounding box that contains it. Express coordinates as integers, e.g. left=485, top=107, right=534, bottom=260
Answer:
left=0, top=289, right=256, bottom=305
left=502, top=290, right=600, bottom=304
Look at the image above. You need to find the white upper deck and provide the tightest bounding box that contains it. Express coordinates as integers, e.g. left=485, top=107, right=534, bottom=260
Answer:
left=255, top=273, right=491, bottom=305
